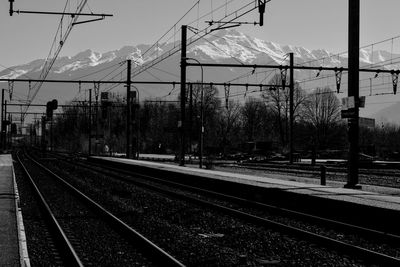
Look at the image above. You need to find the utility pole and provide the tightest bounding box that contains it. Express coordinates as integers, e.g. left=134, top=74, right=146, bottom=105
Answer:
left=33, top=114, right=37, bottom=147
left=7, top=112, right=11, bottom=149
left=30, top=124, right=33, bottom=146
left=50, top=117, right=53, bottom=151
left=41, top=116, right=45, bottom=152
left=4, top=100, right=7, bottom=150
left=1, top=89, right=4, bottom=150
left=126, top=59, right=132, bottom=159
left=180, top=25, right=187, bottom=166
left=189, top=84, right=193, bottom=155
left=136, top=99, right=140, bottom=160
left=199, top=80, right=204, bottom=169
left=95, top=86, right=99, bottom=155
left=345, top=0, right=361, bottom=188
left=289, top=52, right=294, bottom=164
left=88, top=89, right=92, bottom=156
left=108, top=102, right=111, bottom=156
left=131, top=87, right=140, bottom=160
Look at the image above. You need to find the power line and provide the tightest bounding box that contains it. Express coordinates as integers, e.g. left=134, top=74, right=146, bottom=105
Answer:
left=21, top=0, right=90, bottom=117
left=197, top=33, right=245, bottom=65
left=71, top=61, right=125, bottom=80
left=131, top=1, right=259, bottom=78
left=295, top=33, right=400, bottom=67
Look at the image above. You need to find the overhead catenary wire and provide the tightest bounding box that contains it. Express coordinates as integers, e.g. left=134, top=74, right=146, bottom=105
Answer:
left=11, top=1, right=400, bottom=118
left=131, top=0, right=259, bottom=79
left=22, top=0, right=89, bottom=118
left=71, top=61, right=126, bottom=81
left=294, top=33, right=400, bottom=68
left=297, top=57, right=400, bottom=94
left=199, top=34, right=245, bottom=65
left=132, top=0, right=202, bottom=69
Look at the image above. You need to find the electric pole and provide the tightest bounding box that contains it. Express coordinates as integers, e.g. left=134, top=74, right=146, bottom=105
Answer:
left=180, top=25, right=187, bottom=166
left=1, top=89, right=4, bottom=150
left=189, top=84, right=193, bottom=156
left=345, top=0, right=361, bottom=189
left=41, top=116, right=45, bottom=152
left=126, top=59, right=132, bottom=159
left=289, top=53, right=294, bottom=164
left=95, top=85, right=99, bottom=155
left=89, top=89, right=92, bottom=156
left=4, top=100, right=7, bottom=150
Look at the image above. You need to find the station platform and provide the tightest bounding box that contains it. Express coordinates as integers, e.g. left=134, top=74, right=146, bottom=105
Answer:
left=0, top=154, right=29, bottom=267
left=90, top=156, right=400, bottom=233
left=92, top=156, right=400, bottom=211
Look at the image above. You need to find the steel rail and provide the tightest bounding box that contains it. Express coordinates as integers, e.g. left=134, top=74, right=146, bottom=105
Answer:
left=54, top=154, right=400, bottom=266
left=81, top=158, right=400, bottom=242
left=53, top=152, right=400, bottom=243
left=237, top=162, right=400, bottom=179
left=25, top=152, right=186, bottom=267
left=16, top=152, right=84, bottom=267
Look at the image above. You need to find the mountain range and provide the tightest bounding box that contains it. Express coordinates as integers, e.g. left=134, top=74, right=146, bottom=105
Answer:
left=1, top=29, right=400, bottom=124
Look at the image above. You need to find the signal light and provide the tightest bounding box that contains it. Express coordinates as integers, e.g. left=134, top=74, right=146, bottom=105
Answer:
left=258, top=0, right=266, bottom=26
left=51, top=99, right=58, bottom=110
left=9, top=0, right=14, bottom=16
left=46, top=102, right=53, bottom=119
left=46, top=99, right=58, bottom=120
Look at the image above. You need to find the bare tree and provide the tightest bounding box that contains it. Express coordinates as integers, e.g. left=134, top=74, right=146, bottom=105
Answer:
left=188, top=83, right=221, bottom=153
left=216, top=100, right=242, bottom=155
left=241, top=97, right=267, bottom=142
left=262, top=74, right=307, bottom=147
left=302, top=87, right=341, bottom=149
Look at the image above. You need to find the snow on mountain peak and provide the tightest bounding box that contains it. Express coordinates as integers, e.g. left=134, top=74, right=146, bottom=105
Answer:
left=0, top=69, right=29, bottom=79
left=1, top=29, right=398, bottom=80
left=360, top=48, right=372, bottom=64
left=89, top=51, right=102, bottom=64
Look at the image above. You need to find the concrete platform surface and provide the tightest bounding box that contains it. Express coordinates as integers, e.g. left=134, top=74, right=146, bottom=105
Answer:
left=0, top=154, right=20, bottom=266
left=94, top=157, right=400, bottom=212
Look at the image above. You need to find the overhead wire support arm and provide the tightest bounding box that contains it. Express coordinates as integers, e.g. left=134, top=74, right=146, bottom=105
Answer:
left=72, top=16, right=106, bottom=26
left=13, top=10, right=113, bottom=17
left=207, top=21, right=257, bottom=26
left=9, top=0, right=112, bottom=17
left=131, top=1, right=262, bottom=78
left=0, top=78, right=281, bottom=88
left=210, top=23, right=241, bottom=32
left=184, top=62, right=400, bottom=74
left=9, top=0, right=114, bottom=120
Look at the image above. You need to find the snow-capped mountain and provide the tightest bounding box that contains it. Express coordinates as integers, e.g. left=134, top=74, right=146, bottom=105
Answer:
left=1, top=29, right=399, bottom=122
left=3, top=29, right=398, bottom=80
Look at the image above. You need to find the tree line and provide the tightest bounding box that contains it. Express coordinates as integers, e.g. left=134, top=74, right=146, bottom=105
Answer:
left=48, top=74, right=400, bottom=160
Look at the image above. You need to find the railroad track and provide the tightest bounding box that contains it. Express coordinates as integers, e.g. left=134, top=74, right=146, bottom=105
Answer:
left=16, top=152, right=184, bottom=267
left=48, top=153, right=400, bottom=266
left=235, top=162, right=400, bottom=178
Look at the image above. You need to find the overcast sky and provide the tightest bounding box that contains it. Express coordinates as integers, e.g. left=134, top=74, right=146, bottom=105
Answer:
left=1, top=0, right=400, bottom=69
